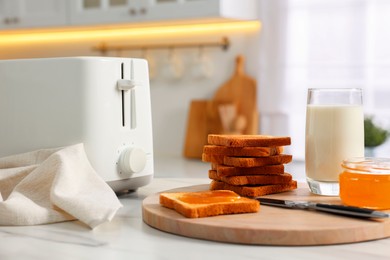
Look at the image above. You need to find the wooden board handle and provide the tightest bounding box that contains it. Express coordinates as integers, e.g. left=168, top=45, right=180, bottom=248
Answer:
left=235, top=55, right=245, bottom=76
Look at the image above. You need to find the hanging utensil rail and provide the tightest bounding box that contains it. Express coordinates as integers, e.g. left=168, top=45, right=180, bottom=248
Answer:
left=93, top=37, right=229, bottom=55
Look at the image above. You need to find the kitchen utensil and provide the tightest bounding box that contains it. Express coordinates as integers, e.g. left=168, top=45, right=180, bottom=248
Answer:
left=142, top=184, right=390, bottom=246
left=0, top=57, right=154, bottom=192
left=218, top=103, right=237, bottom=133
left=258, top=198, right=389, bottom=218
left=143, top=49, right=157, bottom=80
left=165, top=48, right=183, bottom=80
left=191, top=47, right=213, bottom=79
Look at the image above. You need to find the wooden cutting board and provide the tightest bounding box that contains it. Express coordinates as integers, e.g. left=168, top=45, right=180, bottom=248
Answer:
left=142, top=184, right=390, bottom=246
left=212, top=55, right=258, bottom=135
left=183, top=100, right=209, bottom=158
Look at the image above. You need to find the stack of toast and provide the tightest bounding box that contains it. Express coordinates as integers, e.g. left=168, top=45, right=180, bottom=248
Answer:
left=202, top=134, right=297, bottom=197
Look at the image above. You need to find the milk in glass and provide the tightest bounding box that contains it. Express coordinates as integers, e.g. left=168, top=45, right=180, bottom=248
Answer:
left=305, top=88, right=364, bottom=196
left=305, top=105, right=364, bottom=182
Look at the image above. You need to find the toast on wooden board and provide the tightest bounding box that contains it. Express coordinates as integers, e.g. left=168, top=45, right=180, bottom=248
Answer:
left=223, top=154, right=293, bottom=167
left=209, top=170, right=293, bottom=186
left=214, top=164, right=285, bottom=176
left=159, top=190, right=259, bottom=218
left=208, top=134, right=291, bottom=147
left=203, top=145, right=283, bottom=157
left=210, top=180, right=298, bottom=197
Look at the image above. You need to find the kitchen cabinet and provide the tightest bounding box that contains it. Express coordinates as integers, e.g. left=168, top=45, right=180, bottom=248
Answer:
left=0, top=0, right=68, bottom=29
left=69, top=0, right=148, bottom=25
left=68, top=0, right=257, bottom=26
left=0, top=0, right=256, bottom=30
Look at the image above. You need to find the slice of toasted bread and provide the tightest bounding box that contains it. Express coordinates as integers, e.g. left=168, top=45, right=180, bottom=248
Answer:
left=210, top=180, right=298, bottom=197
left=159, top=190, right=260, bottom=218
left=208, top=134, right=291, bottom=147
left=215, top=164, right=285, bottom=176
left=201, top=153, right=225, bottom=164
left=224, top=154, right=293, bottom=167
left=203, top=145, right=284, bottom=157
left=211, top=163, right=218, bottom=170
left=209, top=170, right=293, bottom=185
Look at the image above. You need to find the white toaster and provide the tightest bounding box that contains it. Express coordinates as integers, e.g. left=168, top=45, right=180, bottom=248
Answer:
left=0, top=57, right=154, bottom=192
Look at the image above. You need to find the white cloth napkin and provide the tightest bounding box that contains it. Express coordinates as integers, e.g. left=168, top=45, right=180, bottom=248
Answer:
left=0, top=144, right=123, bottom=229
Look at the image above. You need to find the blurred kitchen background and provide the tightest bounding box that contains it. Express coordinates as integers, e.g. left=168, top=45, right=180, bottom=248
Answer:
left=1, top=0, right=390, bottom=161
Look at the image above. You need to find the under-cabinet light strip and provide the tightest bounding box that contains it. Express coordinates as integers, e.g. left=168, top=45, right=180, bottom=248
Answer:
left=0, top=21, right=260, bottom=45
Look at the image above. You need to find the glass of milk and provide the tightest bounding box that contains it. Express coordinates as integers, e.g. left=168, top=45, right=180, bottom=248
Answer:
left=305, top=88, right=364, bottom=196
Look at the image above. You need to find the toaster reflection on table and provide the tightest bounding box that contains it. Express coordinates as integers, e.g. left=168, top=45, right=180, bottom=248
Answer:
left=0, top=57, right=153, bottom=192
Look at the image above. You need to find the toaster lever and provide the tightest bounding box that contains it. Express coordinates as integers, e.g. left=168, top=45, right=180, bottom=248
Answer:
left=117, top=79, right=143, bottom=91
left=117, top=79, right=141, bottom=129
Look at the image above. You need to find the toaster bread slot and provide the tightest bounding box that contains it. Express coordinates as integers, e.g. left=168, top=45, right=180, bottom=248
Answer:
left=130, top=88, right=136, bottom=129
left=117, top=61, right=143, bottom=130
left=121, top=63, right=125, bottom=127
left=130, top=60, right=136, bottom=129
left=118, top=63, right=132, bottom=129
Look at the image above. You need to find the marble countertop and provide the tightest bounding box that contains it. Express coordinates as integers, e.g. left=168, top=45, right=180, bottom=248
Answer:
left=0, top=156, right=389, bottom=260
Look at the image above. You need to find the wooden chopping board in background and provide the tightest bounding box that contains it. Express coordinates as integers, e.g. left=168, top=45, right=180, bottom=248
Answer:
left=183, top=55, right=258, bottom=159
left=142, top=184, right=390, bottom=246
left=183, top=100, right=209, bottom=159
left=212, top=55, right=258, bottom=135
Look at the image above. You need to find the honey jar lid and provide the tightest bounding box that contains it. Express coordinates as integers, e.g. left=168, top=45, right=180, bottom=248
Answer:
left=342, top=157, right=390, bottom=174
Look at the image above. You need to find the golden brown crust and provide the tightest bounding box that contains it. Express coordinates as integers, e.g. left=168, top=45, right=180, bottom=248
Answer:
left=223, top=154, right=292, bottom=167
left=159, top=191, right=260, bottom=218
left=211, top=163, right=218, bottom=170
left=215, top=164, right=285, bottom=176
left=201, top=153, right=225, bottom=164
left=209, top=170, right=293, bottom=185
left=203, top=154, right=292, bottom=166
left=203, top=145, right=283, bottom=157
left=208, top=134, right=291, bottom=147
left=210, top=180, right=298, bottom=197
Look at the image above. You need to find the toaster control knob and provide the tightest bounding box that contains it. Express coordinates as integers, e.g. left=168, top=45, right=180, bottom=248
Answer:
left=119, top=147, right=147, bottom=174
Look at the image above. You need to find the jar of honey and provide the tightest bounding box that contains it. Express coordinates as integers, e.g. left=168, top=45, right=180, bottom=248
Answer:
left=340, top=157, right=390, bottom=210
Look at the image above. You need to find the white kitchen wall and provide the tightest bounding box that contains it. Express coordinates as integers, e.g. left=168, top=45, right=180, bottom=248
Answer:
left=0, top=29, right=261, bottom=157
left=148, top=34, right=260, bottom=157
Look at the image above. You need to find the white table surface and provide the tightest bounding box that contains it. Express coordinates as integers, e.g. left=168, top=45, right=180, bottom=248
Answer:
left=1, top=156, right=389, bottom=260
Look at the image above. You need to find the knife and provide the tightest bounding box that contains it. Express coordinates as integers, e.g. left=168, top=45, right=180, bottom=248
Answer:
left=258, top=198, right=390, bottom=219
